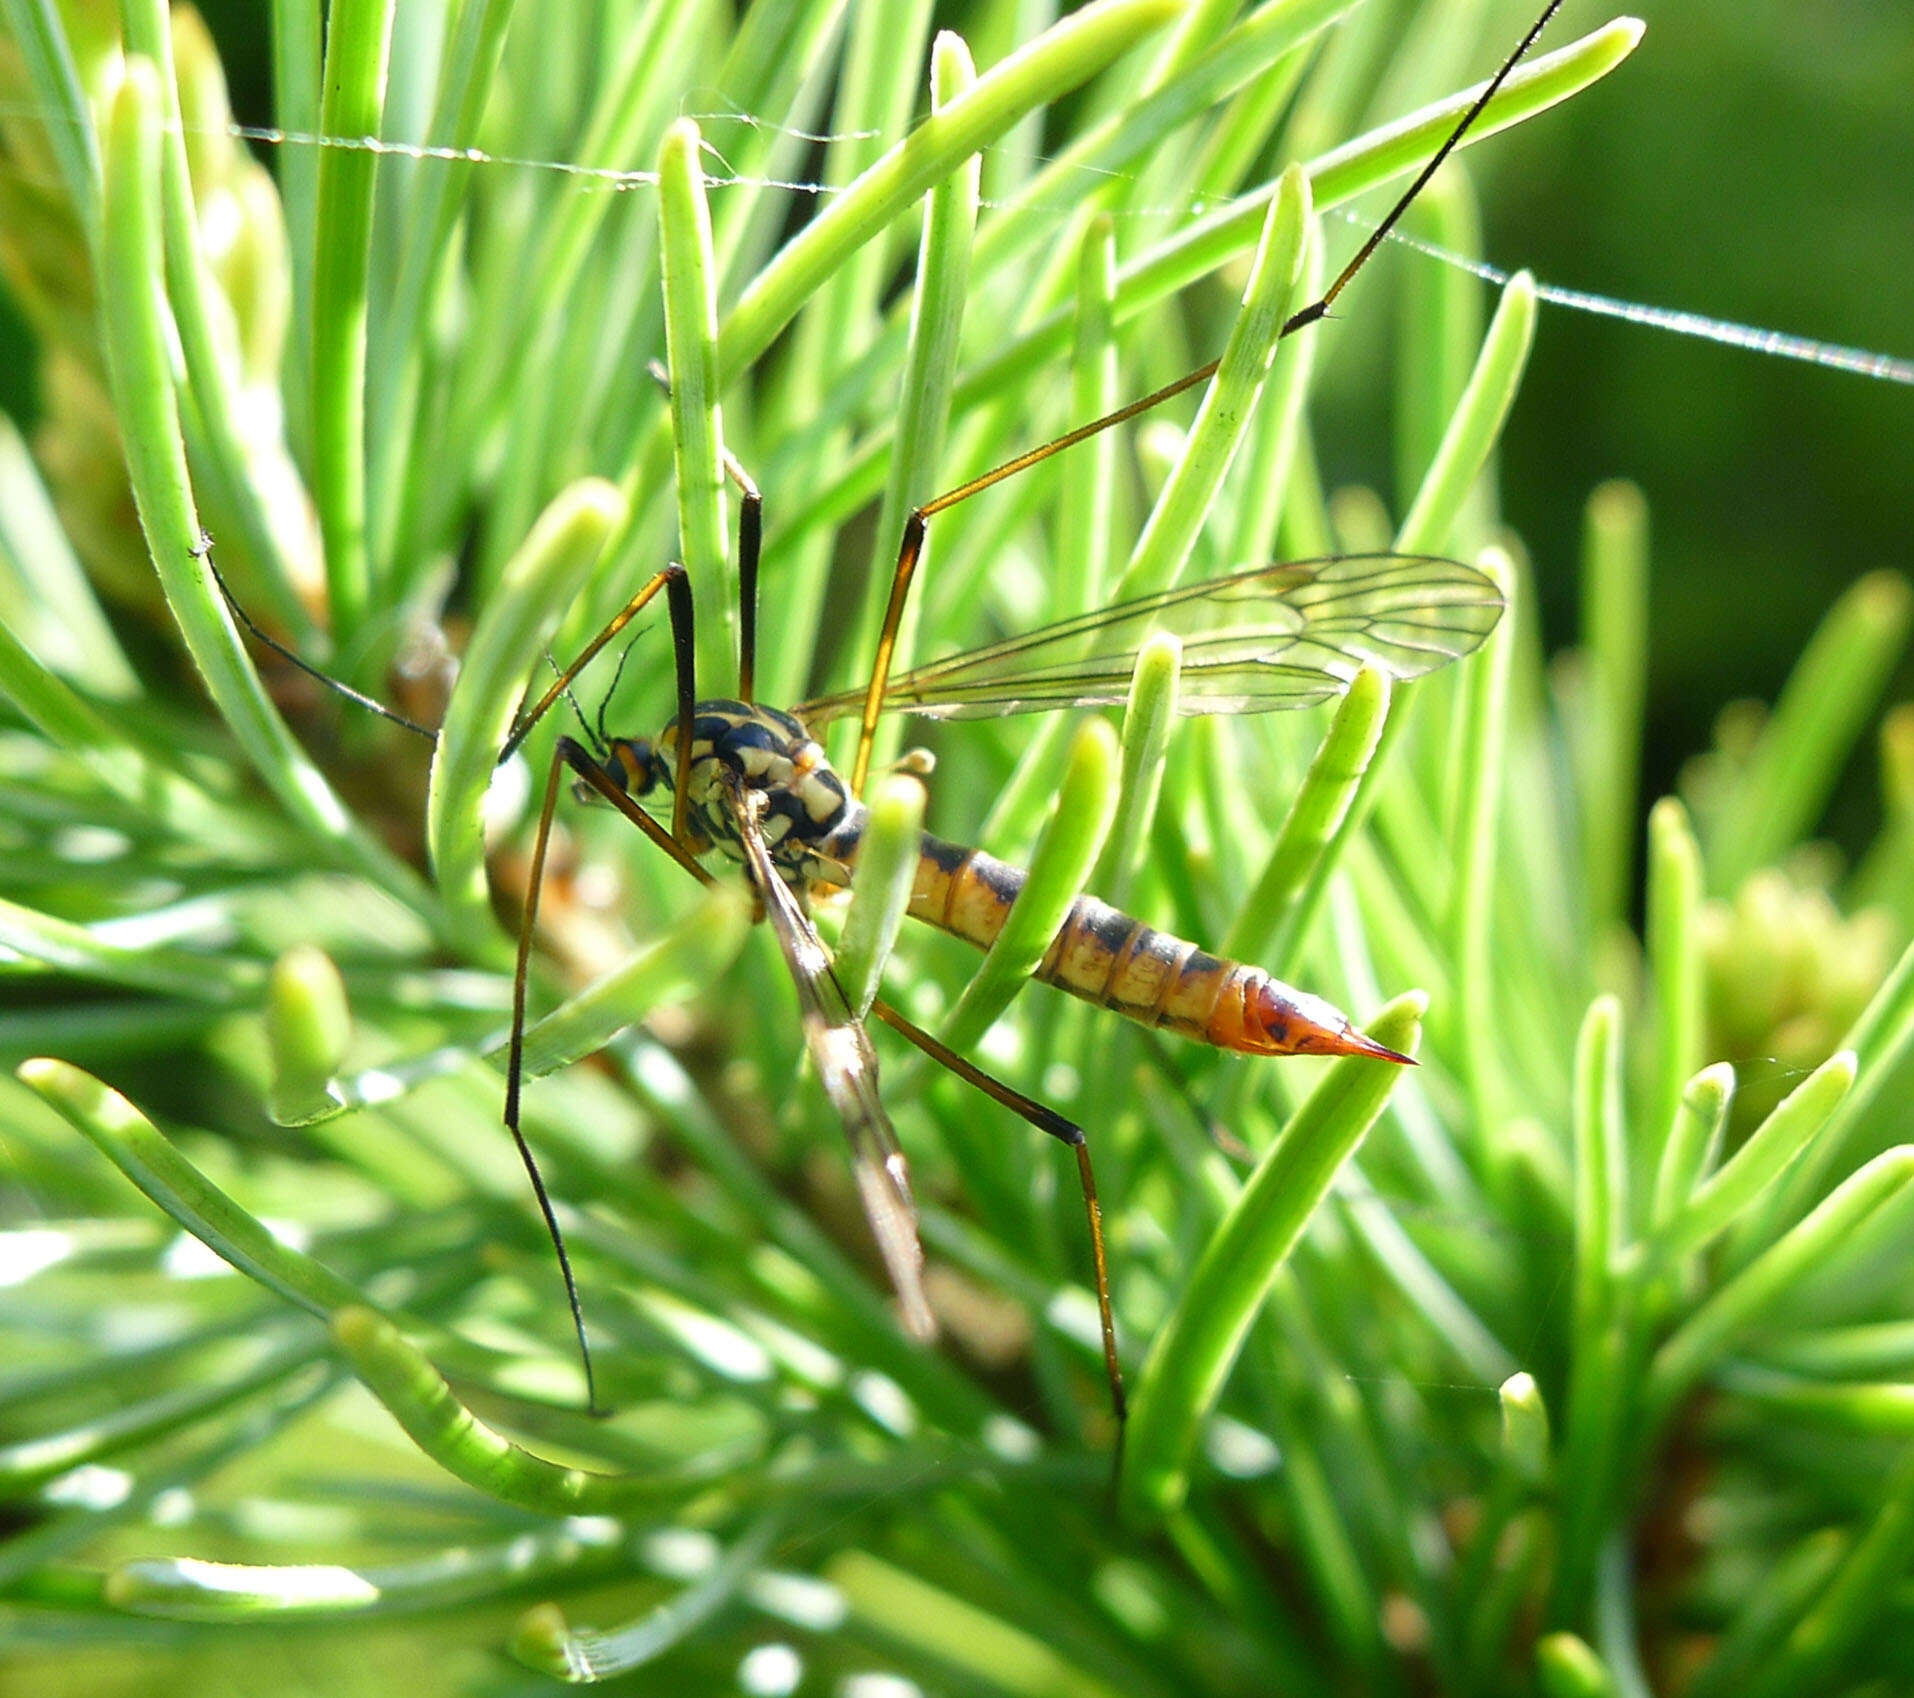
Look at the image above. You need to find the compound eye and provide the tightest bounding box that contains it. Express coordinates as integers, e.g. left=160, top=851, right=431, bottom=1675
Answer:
left=608, top=737, right=658, bottom=795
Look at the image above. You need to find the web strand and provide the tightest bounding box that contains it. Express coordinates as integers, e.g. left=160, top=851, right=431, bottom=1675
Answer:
left=1355, top=216, right=1914, bottom=388
left=0, top=95, right=1907, bottom=388
left=220, top=119, right=1914, bottom=392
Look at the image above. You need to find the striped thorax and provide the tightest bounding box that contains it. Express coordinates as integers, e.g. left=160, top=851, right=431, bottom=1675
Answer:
left=610, top=700, right=865, bottom=884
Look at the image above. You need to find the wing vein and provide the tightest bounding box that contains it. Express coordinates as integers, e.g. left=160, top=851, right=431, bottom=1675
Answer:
left=797, top=552, right=1502, bottom=725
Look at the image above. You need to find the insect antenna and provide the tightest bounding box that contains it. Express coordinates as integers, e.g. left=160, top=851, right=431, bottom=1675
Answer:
left=590, top=626, right=652, bottom=755
left=499, top=565, right=697, bottom=845
left=541, top=647, right=610, bottom=760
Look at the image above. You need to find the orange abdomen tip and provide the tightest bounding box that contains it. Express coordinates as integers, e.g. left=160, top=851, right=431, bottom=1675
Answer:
left=1230, top=975, right=1415, bottom=1064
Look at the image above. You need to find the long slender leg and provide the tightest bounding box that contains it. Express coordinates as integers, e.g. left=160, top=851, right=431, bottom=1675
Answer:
left=502, top=566, right=686, bottom=756
left=645, top=357, right=763, bottom=704
left=505, top=739, right=608, bottom=1414
left=1282, top=0, right=1564, bottom=340
left=197, top=533, right=439, bottom=742
left=559, top=732, right=1127, bottom=1426
left=501, top=734, right=720, bottom=1416
left=501, top=565, right=698, bottom=846
left=562, top=737, right=714, bottom=886
left=500, top=540, right=702, bottom=1411
left=868, top=997, right=1125, bottom=1430
left=568, top=749, right=1125, bottom=1424
left=729, top=451, right=762, bottom=704
left=563, top=756, right=1125, bottom=1426
left=660, top=569, right=698, bottom=845
left=848, top=0, right=1564, bottom=795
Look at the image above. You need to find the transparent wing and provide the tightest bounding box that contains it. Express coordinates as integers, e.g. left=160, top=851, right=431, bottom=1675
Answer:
left=799, top=553, right=1502, bottom=723
left=716, top=770, right=934, bottom=1341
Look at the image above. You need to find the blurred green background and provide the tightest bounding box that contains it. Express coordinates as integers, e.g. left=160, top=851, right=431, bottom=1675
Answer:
left=1480, top=0, right=1913, bottom=827
left=1284, top=0, right=1914, bottom=845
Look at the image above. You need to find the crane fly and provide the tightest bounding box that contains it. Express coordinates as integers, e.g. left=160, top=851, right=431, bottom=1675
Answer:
left=519, top=553, right=1502, bottom=1413
left=213, top=0, right=1558, bottom=1432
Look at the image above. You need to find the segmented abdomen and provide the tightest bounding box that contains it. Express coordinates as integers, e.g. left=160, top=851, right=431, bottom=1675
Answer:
left=907, top=835, right=1384, bottom=1058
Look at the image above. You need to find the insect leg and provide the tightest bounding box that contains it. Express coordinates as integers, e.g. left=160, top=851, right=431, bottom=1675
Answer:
left=563, top=737, right=715, bottom=887
left=867, top=998, right=1126, bottom=1429
left=848, top=0, right=1564, bottom=795
left=501, top=565, right=698, bottom=846
left=501, top=728, right=729, bottom=1415
left=503, top=736, right=609, bottom=1414
left=501, top=565, right=690, bottom=758
left=1287, top=0, right=1564, bottom=338
left=728, top=449, right=762, bottom=704
left=646, top=356, right=762, bottom=704
left=196, top=533, right=439, bottom=741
